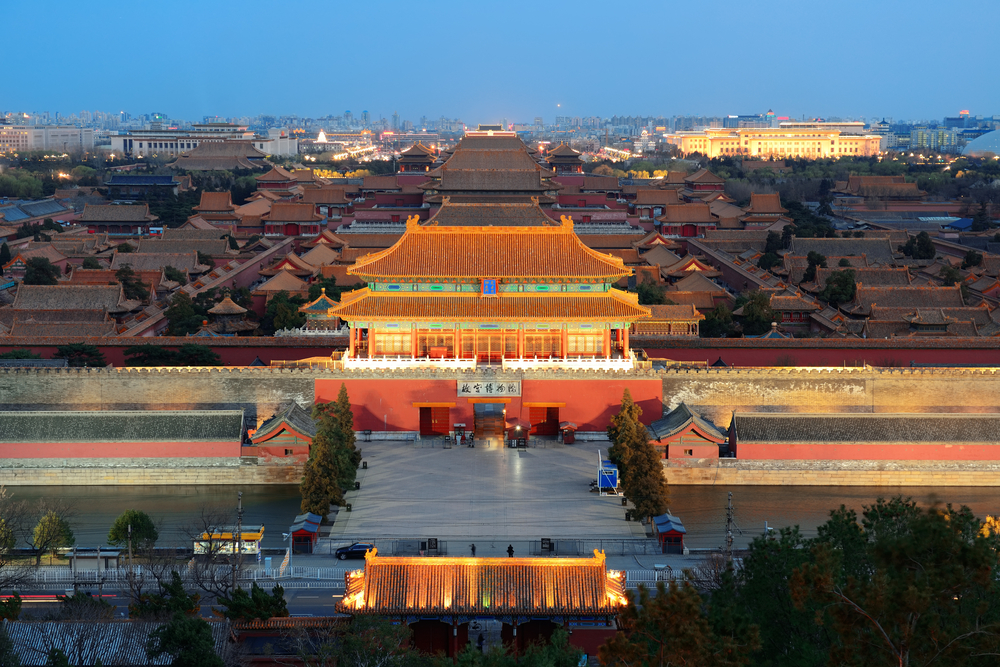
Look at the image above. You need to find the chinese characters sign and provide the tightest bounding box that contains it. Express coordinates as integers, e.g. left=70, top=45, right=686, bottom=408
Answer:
left=459, top=380, right=520, bottom=397
left=481, top=279, right=497, bottom=296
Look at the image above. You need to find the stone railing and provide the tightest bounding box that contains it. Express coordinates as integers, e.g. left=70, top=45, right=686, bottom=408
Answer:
left=342, top=355, right=478, bottom=371
left=503, top=353, right=637, bottom=372
left=274, top=327, right=350, bottom=337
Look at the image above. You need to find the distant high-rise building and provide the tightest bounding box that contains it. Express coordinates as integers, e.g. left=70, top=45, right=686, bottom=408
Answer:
left=392, top=111, right=400, bottom=131
left=361, top=110, right=370, bottom=126
left=344, top=110, right=354, bottom=125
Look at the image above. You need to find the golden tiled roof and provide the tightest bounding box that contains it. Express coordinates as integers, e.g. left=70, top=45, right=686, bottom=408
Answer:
left=330, top=288, right=649, bottom=322
left=338, top=550, right=627, bottom=615
left=350, top=215, right=630, bottom=282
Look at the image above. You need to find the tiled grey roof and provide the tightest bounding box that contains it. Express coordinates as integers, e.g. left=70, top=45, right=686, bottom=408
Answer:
left=253, top=403, right=317, bottom=441
left=111, top=252, right=204, bottom=272
left=426, top=201, right=558, bottom=227
left=0, top=410, right=244, bottom=443
left=789, top=237, right=895, bottom=264
left=80, top=204, right=154, bottom=222
left=11, top=284, right=125, bottom=311
left=649, top=403, right=726, bottom=443
left=733, top=413, right=1000, bottom=444
left=2, top=618, right=230, bottom=666
left=137, top=239, right=230, bottom=256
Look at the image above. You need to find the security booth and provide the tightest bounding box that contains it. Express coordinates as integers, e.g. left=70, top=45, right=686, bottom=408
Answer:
left=597, top=453, right=619, bottom=495
left=505, top=417, right=530, bottom=448
left=652, top=513, right=686, bottom=554
left=559, top=421, right=578, bottom=444
left=194, top=525, right=264, bottom=558
left=290, top=512, right=322, bottom=554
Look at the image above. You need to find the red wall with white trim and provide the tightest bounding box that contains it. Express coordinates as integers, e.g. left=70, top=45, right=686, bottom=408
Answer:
left=1, top=441, right=241, bottom=458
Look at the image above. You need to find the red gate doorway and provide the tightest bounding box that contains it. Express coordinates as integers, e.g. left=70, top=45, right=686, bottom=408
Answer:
left=419, top=406, right=450, bottom=437
left=529, top=407, right=559, bottom=436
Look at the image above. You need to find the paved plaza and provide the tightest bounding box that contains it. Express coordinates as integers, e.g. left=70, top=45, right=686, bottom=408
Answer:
left=328, top=439, right=641, bottom=542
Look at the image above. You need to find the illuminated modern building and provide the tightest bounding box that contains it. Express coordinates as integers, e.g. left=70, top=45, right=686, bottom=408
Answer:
left=665, top=122, right=881, bottom=159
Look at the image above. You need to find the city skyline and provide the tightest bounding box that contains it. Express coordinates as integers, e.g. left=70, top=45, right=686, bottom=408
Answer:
left=8, top=0, right=999, bottom=123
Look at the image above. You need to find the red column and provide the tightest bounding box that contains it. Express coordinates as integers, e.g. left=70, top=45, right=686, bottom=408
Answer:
left=603, top=329, right=611, bottom=358
left=623, top=326, right=630, bottom=356
left=411, top=328, right=419, bottom=358
left=348, top=326, right=356, bottom=358
left=367, top=329, right=374, bottom=358
left=517, top=329, right=524, bottom=358
left=561, top=329, right=568, bottom=359
left=455, top=327, right=461, bottom=359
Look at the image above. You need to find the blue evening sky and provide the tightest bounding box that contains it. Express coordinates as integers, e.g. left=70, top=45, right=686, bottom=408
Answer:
left=6, top=0, right=998, bottom=124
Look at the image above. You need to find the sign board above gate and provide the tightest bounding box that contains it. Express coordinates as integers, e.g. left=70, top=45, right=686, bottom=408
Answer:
left=459, top=380, right=520, bottom=397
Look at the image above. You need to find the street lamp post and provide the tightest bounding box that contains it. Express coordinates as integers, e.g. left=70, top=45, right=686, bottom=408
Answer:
left=282, top=532, right=293, bottom=577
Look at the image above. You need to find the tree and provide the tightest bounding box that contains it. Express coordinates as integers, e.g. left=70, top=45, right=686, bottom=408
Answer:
left=164, top=292, right=203, bottom=336
left=838, top=258, right=852, bottom=267
left=899, top=231, right=936, bottom=259
left=781, top=224, right=794, bottom=249
left=607, top=389, right=668, bottom=522
left=0, top=622, right=20, bottom=667
left=0, top=349, right=40, bottom=360
left=962, top=249, right=983, bottom=269
left=124, top=344, right=177, bottom=367
left=700, top=304, right=735, bottom=338
left=262, top=291, right=307, bottom=333
left=972, top=201, right=991, bottom=232
left=107, top=509, right=158, bottom=553
left=791, top=498, right=1000, bottom=667
left=56, top=591, right=115, bottom=620
left=163, top=265, right=187, bottom=285
left=146, top=612, right=224, bottom=667
left=54, top=343, right=106, bottom=368
left=0, top=242, right=10, bottom=267
left=0, top=593, right=20, bottom=621
left=636, top=278, right=670, bottom=305
left=23, top=257, right=60, bottom=286
left=174, top=343, right=222, bottom=366
left=115, top=265, right=149, bottom=302
left=940, top=265, right=962, bottom=286
left=757, top=252, right=781, bottom=272
left=81, top=257, right=101, bottom=269
left=600, top=580, right=758, bottom=667
left=734, top=290, right=775, bottom=336
left=31, top=511, right=74, bottom=565
left=197, top=251, right=213, bottom=267
left=818, top=269, right=857, bottom=307
left=225, top=234, right=239, bottom=251
left=129, top=571, right=201, bottom=620
left=764, top=231, right=783, bottom=255
left=45, top=649, right=68, bottom=667
left=218, top=582, right=288, bottom=621
left=299, top=390, right=360, bottom=518
left=802, top=251, right=827, bottom=283
left=116, top=242, right=134, bottom=253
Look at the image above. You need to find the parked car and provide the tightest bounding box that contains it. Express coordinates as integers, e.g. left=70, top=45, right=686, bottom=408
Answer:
left=335, top=542, right=374, bottom=560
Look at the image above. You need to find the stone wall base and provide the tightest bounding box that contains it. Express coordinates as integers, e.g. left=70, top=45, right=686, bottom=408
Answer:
left=664, top=459, right=1000, bottom=486
left=0, top=464, right=304, bottom=486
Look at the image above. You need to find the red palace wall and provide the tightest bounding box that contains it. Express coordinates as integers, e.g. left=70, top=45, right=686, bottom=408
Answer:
left=1, top=441, right=241, bottom=458
left=316, top=378, right=663, bottom=433
left=644, top=346, right=1000, bottom=367
left=733, top=443, right=1000, bottom=461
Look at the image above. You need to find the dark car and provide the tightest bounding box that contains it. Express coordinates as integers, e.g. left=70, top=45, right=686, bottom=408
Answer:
left=335, top=542, right=374, bottom=560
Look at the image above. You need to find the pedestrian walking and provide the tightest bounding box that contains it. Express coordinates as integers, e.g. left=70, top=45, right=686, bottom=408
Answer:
left=470, top=543, right=476, bottom=557
left=477, top=633, right=485, bottom=654
left=507, top=544, right=514, bottom=558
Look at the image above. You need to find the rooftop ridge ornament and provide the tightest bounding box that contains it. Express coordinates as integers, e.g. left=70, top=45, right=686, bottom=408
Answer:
left=405, top=214, right=421, bottom=231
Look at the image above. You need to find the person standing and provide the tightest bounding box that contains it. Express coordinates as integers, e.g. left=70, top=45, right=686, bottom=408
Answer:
left=470, top=543, right=476, bottom=557
left=507, top=544, right=514, bottom=558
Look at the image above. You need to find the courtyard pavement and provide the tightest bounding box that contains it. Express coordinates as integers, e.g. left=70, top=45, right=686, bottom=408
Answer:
left=327, top=439, right=644, bottom=541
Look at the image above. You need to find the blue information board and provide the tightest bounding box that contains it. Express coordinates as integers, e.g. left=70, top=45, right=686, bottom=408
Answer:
left=481, top=279, right=497, bottom=295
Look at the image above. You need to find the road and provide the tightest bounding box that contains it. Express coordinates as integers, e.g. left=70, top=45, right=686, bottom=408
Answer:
left=7, top=586, right=345, bottom=619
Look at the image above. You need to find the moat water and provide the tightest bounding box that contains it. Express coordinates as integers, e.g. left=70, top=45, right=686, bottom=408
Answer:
left=7, top=485, right=1000, bottom=551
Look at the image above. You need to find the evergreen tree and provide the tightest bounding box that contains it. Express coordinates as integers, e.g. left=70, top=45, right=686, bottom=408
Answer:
left=818, top=269, right=857, bottom=306
left=146, top=612, right=224, bottom=667
left=115, top=265, right=149, bottom=302
left=0, top=622, right=19, bottom=667
left=599, top=580, right=758, bottom=667
left=607, top=389, right=668, bottom=522
left=0, top=243, right=10, bottom=275
left=23, top=257, right=60, bottom=285
left=218, top=582, right=288, bottom=621
left=299, top=402, right=346, bottom=518
left=129, top=571, right=201, bottom=619
left=334, top=383, right=362, bottom=484
left=81, top=257, right=101, bottom=269
left=54, top=343, right=106, bottom=368
left=802, top=251, right=827, bottom=283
